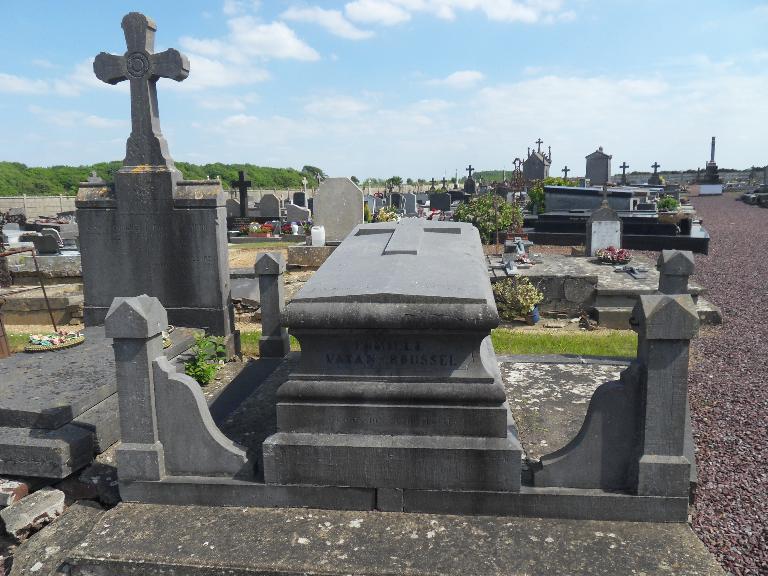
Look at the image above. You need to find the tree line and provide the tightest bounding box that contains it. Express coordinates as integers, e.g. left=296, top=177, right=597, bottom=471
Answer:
left=0, top=162, right=327, bottom=196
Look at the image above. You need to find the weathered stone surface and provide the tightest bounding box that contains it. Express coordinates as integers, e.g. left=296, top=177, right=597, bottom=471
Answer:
left=66, top=503, right=724, bottom=575
left=586, top=202, right=622, bottom=256
left=256, top=253, right=289, bottom=358
left=287, top=245, right=336, bottom=268
left=285, top=203, right=310, bottom=222
left=0, top=479, right=29, bottom=508
left=1, top=489, right=65, bottom=540
left=312, top=178, right=363, bottom=244
left=0, top=425, right=94, bottom=479
left=8, top=501, right=104, bottom=576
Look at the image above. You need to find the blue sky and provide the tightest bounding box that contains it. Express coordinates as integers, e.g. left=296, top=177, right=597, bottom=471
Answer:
left=0, top=1, right=766, bottom=179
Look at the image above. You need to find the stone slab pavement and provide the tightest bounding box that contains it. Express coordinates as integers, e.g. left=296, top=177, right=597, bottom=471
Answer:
left=64, top=502, right=723, bottom=575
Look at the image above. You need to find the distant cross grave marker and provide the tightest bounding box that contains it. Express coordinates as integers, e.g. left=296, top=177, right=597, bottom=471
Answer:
left=442, top=176, right=447, bottom=189
left=562, top=166, right=570, bottom=179
left=535, top=138, right=543, bottom=152
left=652, top=162, right=660, bottom=173
left=430, top=178, right=436, bottom=190
left=466, top=164, right=474, bottom=179
left=93, top=12, right=189, bottom=167
left=620, top=161, right=629, bottom=184
left=231, top=170, right=251, bottom=218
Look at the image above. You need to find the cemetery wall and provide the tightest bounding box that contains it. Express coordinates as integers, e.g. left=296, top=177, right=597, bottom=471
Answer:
left=0, top=196, right=76, bottom=216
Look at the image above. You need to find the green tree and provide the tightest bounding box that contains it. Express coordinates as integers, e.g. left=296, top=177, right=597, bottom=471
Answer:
left=351, top=175, right=360, bottom=185
left=453, top=194, right=523, bottom=244
left=301, top=165, right=326, bottom=187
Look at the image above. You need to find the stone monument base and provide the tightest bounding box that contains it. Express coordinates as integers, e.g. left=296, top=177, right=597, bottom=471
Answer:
left=264, top=430, right=522, bottom=491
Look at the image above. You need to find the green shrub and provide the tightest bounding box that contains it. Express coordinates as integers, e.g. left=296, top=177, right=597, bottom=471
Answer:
left=363, top=202, right=372, bottom=223
left=453, top=194, right=523, bottom=243
left=657, top=196, right=679, bottom=211
left=526, top=177, right=577, bottom=213
left=492, top=277, right=544, bottom=320
left=184, top=334, right=226, bottom=386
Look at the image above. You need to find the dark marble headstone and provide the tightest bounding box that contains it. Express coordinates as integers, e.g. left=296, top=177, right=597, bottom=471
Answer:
left=429, top=192, right=451, bottom=212
left=76, top=12, right=234, bottom=343
left=292, top=191, right=306, bottom=207
left=390, top=193, right=402, bottom=209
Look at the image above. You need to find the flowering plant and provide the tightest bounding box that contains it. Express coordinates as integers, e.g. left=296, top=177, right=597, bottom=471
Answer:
left=376, top=205, right=399, bottom=222
left=281, top=222, right=293, bottom=234
left=595, top=246, right=632, bottom=264
left=301, top=220, right=312, bottom=234
left=492, top=276, right=544, bottom=320
left=28, top=330, right=82, bottom=347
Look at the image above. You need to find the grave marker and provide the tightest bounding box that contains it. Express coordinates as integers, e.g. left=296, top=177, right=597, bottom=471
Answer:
left=231, top=170, right=251, bottom=219
left=259, top=193, right=280, bottom=219
left=76, top=12, right=235, bottom=345
left=585, top=189, right=622, bottom=256
left=313, top=177, right=363, bottom=244
left=429, top=192, right=451, bottom=212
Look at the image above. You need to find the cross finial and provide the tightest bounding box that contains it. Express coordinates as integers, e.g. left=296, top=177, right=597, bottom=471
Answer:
left=535, top=138, right=543, bottom=152
left=441, top=176, right=447, bottom=189
left=94, top=12, right=189, bottom=168
left=562, top=165, right=570, bottom=179
left=466, top=164, right=474, bottom=178
left=652, top=162, right=660, bottom=173
left=620, top=161, right=629, bottom=184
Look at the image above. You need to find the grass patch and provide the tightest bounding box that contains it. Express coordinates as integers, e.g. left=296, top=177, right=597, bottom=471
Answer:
left=240, top=330, right=300, bottom=356
left=491, top=329, right=637, bottom=358
left=8, top=334, right=29, bottom=353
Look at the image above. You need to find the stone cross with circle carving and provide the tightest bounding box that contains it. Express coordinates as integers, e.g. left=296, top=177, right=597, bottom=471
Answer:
left=94, top=12, right=189, bottom=167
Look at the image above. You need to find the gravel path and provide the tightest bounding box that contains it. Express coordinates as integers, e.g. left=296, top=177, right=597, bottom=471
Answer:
left=687, top=195, right=767, bottom=575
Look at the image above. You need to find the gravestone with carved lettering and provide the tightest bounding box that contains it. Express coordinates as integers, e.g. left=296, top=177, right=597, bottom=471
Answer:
left=259, top=193, right=281, bottom=219
left=76, top=12, right=235, bottom=346
left=263, top=219, right=522, bottom=491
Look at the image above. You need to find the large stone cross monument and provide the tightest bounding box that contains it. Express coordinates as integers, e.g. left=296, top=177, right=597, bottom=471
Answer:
left=76, top=13, right=236, bottom=349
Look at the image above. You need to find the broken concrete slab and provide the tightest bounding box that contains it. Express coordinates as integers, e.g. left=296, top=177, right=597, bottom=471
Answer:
left=9, top=501, right=104, bottom=576
left=1, top=489, right=65, bottom=540
left=65, top=503, right=724, bottom=575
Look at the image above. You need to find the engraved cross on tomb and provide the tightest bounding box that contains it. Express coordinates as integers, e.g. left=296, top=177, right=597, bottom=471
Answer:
left=357, top=220, right=461, bottom=256
left=94, top=12, right=189, bottom=167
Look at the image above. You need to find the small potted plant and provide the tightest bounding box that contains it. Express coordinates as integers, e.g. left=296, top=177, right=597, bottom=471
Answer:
left=657, top=196, right=680, bottom=224
left=595, top=246, right=632, bottom=265
left=492, top=276, right=544, bottom=325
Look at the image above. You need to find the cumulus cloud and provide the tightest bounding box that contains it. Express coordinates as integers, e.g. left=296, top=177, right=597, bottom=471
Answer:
left=304, top=96, right=371, bottom=117
left=282, top=6, right=374, bottom=40
left=429, top=70, right=485, bottom=89
left=345, top=0, right=412, bottom=25
left=28, top=105, right=126, bottom=129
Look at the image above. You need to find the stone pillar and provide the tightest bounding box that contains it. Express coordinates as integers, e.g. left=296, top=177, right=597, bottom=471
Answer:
left=105, top=295, right=168, bottom=481
left=657, top=250, right=695, bottom=295
left=255, top=253, right=289, bottom=357
left=632, top=292, right=699, bottom=497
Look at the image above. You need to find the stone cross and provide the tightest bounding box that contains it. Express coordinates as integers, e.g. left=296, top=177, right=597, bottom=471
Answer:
left=94, top=12, right=189, bottom=167
left=620, top=161, right=629, bottom=184
left=601, top=184, right=609, bottom=206
left=430, top=178, right=436, bottom=190
left=535, top=138, right=543, bottom=152
left=466, top=164, right=474, bottom=179
left=562, top=166, right=570, bottom=179
left=301, top=176, right=308, bottom=192
left=231, top=170, right=251, bottom=218
left=651, top=162, right=660, bottom=174
left=357, top=222, right=461, bottom=256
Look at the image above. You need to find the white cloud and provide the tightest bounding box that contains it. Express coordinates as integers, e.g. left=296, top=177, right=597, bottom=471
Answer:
left=172, top=54, right=269, bottom=91
left=305, top=96, right=370, bottom=117
left=345, top=0, right=412, bottom=25
left=344, top=0, right=574, bottom=24
left=197, top=92, right=258, bottom=111
left=0, top=73, right=48, bottom=94
left=429, top=70, right=485, bottom=89
left=28, top=105, right=126, bottom=129
left=282, top=6, right=374, bottom=40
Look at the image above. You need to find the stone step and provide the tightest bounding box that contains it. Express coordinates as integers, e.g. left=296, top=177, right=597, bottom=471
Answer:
left=594, top=297, right=722, bottom=330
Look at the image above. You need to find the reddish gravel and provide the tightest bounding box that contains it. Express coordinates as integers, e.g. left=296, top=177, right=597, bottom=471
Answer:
left=686, top=195, right=768, bottom=575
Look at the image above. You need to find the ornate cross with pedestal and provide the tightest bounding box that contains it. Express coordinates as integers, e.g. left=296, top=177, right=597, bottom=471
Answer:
left=652, top=162, right=660, bottom=174
left=562, top=166, right=570, bottom=179
left=94, top=12, right=189, bottom=168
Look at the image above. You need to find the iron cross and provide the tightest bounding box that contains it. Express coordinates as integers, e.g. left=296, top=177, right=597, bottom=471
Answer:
left=535, top=138, right=543, bottom=152
left=562, top=166, right=570, bottom=179
left=232, top=170, right=252, bottom=218
left=466, top=164, right=474, bottom=178
left=94, top=13, right=189, bottom=167
left=652, top=162, right=660, bottom=173
left=620, top=161, right=629, bottom=184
